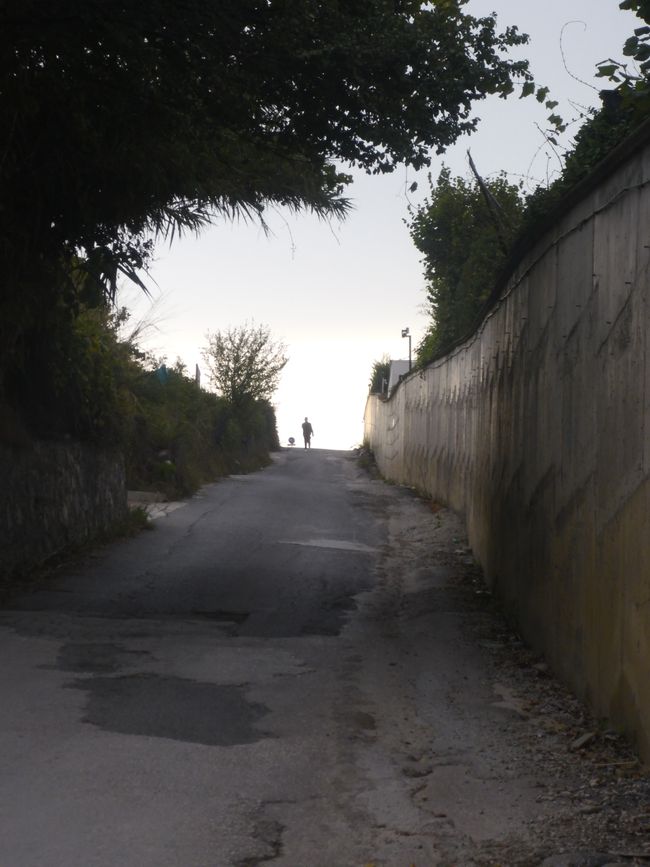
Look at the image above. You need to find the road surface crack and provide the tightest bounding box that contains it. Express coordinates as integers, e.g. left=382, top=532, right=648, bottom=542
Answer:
left=235, top=819, right=285, bottom=867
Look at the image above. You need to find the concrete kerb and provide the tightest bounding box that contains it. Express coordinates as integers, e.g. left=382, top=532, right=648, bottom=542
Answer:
left=127, top=491, right=187, bottom=520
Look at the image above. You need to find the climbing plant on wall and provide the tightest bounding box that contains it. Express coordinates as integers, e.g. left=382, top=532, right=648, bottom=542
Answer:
left=407, top=168, right=525, bottom=364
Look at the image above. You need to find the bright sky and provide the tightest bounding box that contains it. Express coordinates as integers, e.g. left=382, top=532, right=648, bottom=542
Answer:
left=122, top=0, right=638, bottom=450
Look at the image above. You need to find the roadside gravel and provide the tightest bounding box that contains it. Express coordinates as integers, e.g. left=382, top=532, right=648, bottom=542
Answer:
left=352, top=464, right=650, bottom=866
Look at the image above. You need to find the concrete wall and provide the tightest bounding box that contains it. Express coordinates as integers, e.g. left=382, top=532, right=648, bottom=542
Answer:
left=364, top=131, right=650, bottom=759
left=1, top=441, right=127, bottom=581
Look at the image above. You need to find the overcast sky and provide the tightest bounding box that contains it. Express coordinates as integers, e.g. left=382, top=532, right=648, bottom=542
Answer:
left=122, top=0, right=638, bottom=449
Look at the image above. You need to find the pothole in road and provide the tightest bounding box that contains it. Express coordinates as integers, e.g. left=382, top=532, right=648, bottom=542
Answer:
left=300, top=595, right=358, bottom=636
left=234, top=818, right=285, bottom=867
left=56, top=642, right=149, bottom=674
left=71, top=674, right=270, bottom=746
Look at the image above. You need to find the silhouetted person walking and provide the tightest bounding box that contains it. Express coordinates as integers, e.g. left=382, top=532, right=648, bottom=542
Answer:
left=302, top=417, right=314, bottom=448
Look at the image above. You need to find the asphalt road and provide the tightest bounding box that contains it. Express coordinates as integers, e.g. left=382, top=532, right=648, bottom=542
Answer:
left=2, top=448, right=641, bottom=866
left=0, top=448, right=428, bottom=866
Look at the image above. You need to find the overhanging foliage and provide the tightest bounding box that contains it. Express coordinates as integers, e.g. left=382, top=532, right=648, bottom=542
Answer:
left=408, top=168, right=525, bottom=363
left=0, top=1, right=529, bottom=316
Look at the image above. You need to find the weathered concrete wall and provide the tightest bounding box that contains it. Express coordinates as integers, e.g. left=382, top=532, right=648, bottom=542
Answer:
left=364, top=132, right=650, bottom=759
left=0, top=441, right=127, bottom=580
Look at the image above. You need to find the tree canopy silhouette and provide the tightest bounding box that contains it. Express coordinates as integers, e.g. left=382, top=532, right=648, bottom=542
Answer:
left=0, top=0, right=529, bottom=396
left=1, top=4, right=528, bottom=268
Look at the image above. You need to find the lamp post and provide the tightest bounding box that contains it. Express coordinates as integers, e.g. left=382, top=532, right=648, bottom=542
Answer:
left=401, top=327, right=412, bottom=371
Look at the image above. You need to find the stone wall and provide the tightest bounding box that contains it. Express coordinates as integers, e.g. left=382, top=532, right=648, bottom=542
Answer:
left=1, top=441, right=127, bottom=580
left=364, top=128, right=650, bottom=759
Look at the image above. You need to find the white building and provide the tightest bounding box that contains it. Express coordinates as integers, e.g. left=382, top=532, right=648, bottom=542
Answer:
left=387, top=360, right=411, bottom=396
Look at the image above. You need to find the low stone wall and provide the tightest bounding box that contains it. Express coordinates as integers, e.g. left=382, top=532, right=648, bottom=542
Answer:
left=1, top=441, right=127, bottom=580
left=365, top=130, right=650, bottom=758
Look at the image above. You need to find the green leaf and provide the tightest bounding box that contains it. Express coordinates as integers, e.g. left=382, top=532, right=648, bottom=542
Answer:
left=545, top=100, right=559, bottom=109
left=596, top=64, right=619, bottom=78
left=547, top=114, right=566, bottom=133
left=520, top=80, right=535, bottom=98
left=536, top=86, right=550, bottom=103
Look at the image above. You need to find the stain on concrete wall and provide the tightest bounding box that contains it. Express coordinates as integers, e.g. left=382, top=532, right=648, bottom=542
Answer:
left=1, top=441, right=127, bottom=581
left=364, top=132, right=650, bottom=759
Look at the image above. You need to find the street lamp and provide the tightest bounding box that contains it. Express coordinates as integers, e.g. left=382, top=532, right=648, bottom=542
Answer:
left=401, top=327, right=412, bottom=371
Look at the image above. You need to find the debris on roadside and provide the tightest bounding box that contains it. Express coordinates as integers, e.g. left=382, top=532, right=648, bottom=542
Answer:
left=417, top=508, right=650, bottom=864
